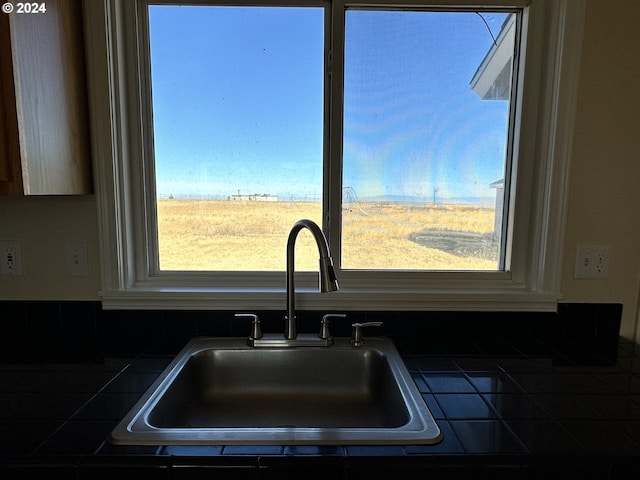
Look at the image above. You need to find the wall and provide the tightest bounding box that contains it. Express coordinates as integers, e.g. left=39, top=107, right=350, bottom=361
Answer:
left=0, top=195, right=100, bottom=299
left=1, top=0, right=639, bottom=340
left=560, top=0, right=640, bottom=340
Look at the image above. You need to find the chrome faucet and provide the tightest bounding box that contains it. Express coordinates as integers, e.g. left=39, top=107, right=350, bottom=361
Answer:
left=243, top=219, right=340, bottom=348
left=286, top=219, right=339, bottom=339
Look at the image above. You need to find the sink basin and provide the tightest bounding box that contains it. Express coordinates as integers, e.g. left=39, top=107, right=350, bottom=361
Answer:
left=110, top=336, right=442, bottom=445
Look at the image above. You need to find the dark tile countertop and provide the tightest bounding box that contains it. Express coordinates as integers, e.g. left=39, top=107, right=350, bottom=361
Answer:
left=1, top=326, right=640, bottom=478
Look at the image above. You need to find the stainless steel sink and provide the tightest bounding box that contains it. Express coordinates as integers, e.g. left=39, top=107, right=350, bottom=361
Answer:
left=109, top=336, right=442, bottom=445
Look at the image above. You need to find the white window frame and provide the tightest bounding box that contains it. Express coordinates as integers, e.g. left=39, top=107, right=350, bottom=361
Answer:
left=83, top=0, right=585, bottom=311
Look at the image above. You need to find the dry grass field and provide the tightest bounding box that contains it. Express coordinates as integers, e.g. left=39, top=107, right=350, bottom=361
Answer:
left=156, top=199, right=499, bottom=271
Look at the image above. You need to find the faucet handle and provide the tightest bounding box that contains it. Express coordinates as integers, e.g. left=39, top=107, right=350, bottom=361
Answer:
left=350, top=321, right=383, bottom=347
left=235, top=313, right=262, bottom=341
left=319, top=313, right=347, bottom=340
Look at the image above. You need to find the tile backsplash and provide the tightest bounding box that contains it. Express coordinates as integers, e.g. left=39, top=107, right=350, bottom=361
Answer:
left=0, top=300, right=622, bottom=356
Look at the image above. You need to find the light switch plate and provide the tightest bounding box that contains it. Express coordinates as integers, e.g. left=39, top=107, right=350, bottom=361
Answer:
left=66, top=242, right=89, bottom=277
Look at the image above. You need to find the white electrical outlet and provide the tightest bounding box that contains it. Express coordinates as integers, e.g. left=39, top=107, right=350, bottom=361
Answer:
left=65, top=242, right=89, bottom=277
left=575, top=244, right=610, bottom=279
left=0, top=241, right=23, bottom=275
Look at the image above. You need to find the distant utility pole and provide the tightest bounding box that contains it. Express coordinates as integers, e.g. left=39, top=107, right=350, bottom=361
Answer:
left=433, top=187, right=439, bottom=205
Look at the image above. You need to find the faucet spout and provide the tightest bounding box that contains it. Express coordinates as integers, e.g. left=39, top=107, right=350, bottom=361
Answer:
left=286, top=219, right=338, bottom=340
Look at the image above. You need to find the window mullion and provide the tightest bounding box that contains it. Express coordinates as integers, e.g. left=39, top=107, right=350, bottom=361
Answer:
left=327, top=0, right=346, bottom=270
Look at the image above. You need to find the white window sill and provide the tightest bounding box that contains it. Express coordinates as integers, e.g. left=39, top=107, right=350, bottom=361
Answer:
left=100, top=287, right=559, bottom=312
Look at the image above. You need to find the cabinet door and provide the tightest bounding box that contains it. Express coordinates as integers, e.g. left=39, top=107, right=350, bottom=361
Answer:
left=0, top=13, right=22, bottom=195
left=4, top=0, right=92, bottom=195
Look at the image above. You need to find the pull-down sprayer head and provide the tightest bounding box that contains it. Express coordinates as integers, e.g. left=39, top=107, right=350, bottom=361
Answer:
left=285, top=219, right=339, bottom=339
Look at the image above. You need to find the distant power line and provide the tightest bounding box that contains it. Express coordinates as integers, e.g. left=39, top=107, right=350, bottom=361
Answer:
left=343, top=186, right=368, bottom=215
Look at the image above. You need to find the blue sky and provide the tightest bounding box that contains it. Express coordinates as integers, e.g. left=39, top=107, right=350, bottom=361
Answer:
left=149, top=6, right=510, bottom=201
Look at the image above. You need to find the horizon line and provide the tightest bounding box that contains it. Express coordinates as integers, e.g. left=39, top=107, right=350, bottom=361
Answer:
left=156, top=193, right=498, bottom=206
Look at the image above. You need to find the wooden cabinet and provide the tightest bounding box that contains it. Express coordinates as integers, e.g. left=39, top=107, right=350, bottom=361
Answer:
left=0, top=0, right=92, bottom=195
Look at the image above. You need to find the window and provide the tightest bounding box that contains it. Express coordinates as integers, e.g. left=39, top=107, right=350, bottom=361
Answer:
left=84, top=0, right=586, bottom=311
left=148, top=5, right=325, bottom=272
left=340, top=9, right=515, bottom=271
left=148, top=4, right=514, bottom=273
